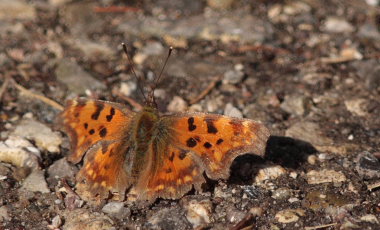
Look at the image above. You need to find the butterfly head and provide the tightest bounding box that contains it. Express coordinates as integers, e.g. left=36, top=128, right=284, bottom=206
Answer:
left=122, top=43, right=172, bottom=111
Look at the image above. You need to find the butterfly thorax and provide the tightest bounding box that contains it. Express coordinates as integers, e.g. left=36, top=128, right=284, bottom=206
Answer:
left=129, top=106, right=163, bottom=178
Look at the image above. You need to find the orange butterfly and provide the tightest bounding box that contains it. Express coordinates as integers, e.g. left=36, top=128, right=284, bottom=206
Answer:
left=59, top=45, right=270, bottom=203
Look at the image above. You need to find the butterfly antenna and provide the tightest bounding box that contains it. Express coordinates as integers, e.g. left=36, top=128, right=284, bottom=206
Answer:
left=121, top=42, right=147, bottom=102
left=150, top=46, right=173, bottom=95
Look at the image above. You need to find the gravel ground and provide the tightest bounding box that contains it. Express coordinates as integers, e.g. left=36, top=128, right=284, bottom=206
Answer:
left=0, top=0, right=380, bottom=229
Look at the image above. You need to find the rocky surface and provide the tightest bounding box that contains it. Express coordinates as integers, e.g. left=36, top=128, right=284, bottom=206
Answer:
left=0, top=0, right=379, bottom=229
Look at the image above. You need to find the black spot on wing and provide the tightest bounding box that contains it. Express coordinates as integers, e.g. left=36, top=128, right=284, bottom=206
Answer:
left=99, top=127, right=107, bottom=137
left=205, top=117, right=218, bottom=134
left=204, top=142, right=212, bottom=149
left=106, top=107, right=115, bottom=122
left=84, top=123, right=88, bottom=129
left=91, top=103, right=104, bottom=120
left=216, top=138, right=224, bottom=145
left=89, top=129, right=95, bottom=135
left=188, top=117, right=196, bottom=131
left=186, top=138, right=197, bottom=148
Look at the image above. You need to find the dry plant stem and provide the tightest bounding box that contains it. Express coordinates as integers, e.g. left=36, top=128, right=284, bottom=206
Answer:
left=115, top=91, right=143, bottom=111
left=11, top=79, right=64, bottom=111
left=190, top=75, right=222, bottom=105
left=61, top=179, right=80, bottom=198
left=305, top=223, right=337, bottom=230
left=0, top=76, right=10, bottom=100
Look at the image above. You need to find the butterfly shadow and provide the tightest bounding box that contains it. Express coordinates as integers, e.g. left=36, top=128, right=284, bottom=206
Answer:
left=228, top=135, right=318, bottom=185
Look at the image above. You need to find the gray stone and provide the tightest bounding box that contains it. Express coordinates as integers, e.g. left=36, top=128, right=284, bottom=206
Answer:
left=285, top=121, right=332, bottom=146
left=0, top=136, right=39, bottom=169
left=355, top=151, right=380, bottom=179
left=102, top=202, right=130, bottom=220
left=322, top=17, right=354, bottom=33
left=47, top=158, right=76, bottom=181
left=275, top=209, right=305, bottom=223
left=56, top=59, right=106, bottom=94
left=13, top=118, right=62, bottom=153
left=306, top=169, right=346, bottom=185
left=272, top=188, right=292, bottom=200
left=119, top=81, right=137, bottom=97
left=184, top=199, right=213, bottom=228
left=351, top=59, right=380, bottom=90
left=224, top=103, right=243, bottom=118
left=21, top=170, right=50, bottom=193
left=0, top=205, right=10, bottom=222
left=146, top=207, right=191, bottom=230
left=167, top=96, right=188, bottom=112
left=223, top=69, right=244, bottom=84
left=49, top=215, right=63, bottom=229
left=280, top=95, right=311, bottom=116
left=0, top=0, right=36, bottom=20
left=358, top=23, right=380, bottom=40
left=63, top=209, right=114, bottom=230
left=255, top=165, right=287, bottom=183
left=344, top=98, right=368, bottom=117
left=226, top=208, right=246, bottom=223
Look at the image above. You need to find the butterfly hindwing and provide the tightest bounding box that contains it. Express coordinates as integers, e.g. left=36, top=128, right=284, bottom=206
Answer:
left=136, top=144, right=205, bottom=201
left=75, top=140, right=130, bottom=202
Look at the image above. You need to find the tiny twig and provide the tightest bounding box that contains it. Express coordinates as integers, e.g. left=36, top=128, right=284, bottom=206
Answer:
left=115, top=91, right=143, bottom=111
left=61, top=179, right=80, bottom=198
left=0, top=75, right=11, bottom=100
left=305, top=223, right=337, bottom=230
left=190, top=75, right=222, bottom=105
left=11, top=79, right=64, bottom=111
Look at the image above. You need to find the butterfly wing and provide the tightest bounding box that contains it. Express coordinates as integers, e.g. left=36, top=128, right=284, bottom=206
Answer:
left=135, top=144, right=205, bottom=201
left=75, top=140, right=130, bottom=202
left=60, top=98, right=134, bottom=163
left=60, top=99, right=135, bottom=202
left=138, top=112, right=270, bottom=201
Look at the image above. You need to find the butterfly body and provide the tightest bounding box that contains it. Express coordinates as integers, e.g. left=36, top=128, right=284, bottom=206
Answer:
left=60, top=98, right=270, bottom=203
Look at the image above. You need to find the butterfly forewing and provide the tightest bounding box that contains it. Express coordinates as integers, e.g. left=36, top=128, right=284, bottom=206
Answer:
left=76, top=140, right=130, bottom=202
left=60, top=99, right=135, bottom=163
left=163, top=113, right=270, bottom=179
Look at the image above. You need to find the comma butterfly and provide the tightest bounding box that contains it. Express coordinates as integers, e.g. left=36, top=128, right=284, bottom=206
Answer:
left=59, top=44, right=270, bottom=204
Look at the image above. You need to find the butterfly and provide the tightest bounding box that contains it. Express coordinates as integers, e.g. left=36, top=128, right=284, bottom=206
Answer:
left=59, top=45, right=270, bottom=204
